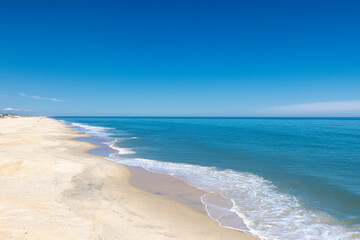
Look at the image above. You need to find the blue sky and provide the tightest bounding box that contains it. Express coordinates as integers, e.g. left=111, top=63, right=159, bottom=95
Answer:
left=1, top=0, right=360, bottom=116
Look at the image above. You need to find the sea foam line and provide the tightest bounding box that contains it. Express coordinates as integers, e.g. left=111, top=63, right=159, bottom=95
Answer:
left=108, top=139, right=135, bottom=155
left=108, top=157, right=360, bottom=240
left=71, top=122, right=115, bottom=138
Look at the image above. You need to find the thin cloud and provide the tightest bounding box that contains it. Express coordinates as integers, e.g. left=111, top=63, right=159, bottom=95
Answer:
left=3, top=107, right=21, bottom=111
left=2, top=107, right=32, bottom=112
left=18, top=92, right=62, bottom=102
left=0, top=94, right=7, bottom=97
left=262, top=101, right=360, bottom=116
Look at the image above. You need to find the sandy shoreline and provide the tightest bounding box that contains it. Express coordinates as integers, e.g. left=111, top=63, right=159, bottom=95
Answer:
left=0, top=116, right=259, bottom=240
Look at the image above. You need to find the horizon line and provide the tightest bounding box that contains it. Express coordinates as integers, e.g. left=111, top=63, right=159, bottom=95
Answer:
left=50, top=116, right=360, bottom=118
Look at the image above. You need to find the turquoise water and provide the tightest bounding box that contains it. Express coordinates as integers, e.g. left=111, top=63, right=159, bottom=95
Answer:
left=56, top=117, right=360, bottom=239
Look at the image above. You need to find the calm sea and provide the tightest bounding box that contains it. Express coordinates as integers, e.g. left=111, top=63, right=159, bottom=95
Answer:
left=55, top=117, right=360, bottom=240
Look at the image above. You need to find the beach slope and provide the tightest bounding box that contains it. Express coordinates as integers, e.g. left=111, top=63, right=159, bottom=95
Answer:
left=0, top=117, right=258, bottom=240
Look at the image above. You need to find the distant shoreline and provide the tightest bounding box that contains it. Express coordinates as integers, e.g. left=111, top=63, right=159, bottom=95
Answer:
left=53, top=116, right=360, bottom=119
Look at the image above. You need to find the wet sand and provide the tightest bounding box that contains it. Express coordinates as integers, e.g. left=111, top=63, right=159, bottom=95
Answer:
left=129, top=166, right=207, bottom=213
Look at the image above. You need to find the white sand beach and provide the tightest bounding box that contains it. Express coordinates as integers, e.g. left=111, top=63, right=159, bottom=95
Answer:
left=0, top=116, right=258, bottom=240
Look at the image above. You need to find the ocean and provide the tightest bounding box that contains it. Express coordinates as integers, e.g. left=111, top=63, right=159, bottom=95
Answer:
left=55, top=117, right=360, bottom=240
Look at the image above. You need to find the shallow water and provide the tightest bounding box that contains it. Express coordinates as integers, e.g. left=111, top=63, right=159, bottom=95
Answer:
left=56, top=117, right=360, bottom=240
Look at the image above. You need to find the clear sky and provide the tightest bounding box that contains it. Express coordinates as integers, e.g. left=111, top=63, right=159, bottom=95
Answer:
left=1, top=0, right=360, bottom=116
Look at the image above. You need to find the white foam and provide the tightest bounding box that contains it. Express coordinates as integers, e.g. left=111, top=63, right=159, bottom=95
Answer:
left=71, top=122, right=114, bottom=138
left=108, top=140, right=135, bottom=155
left=69, top=122, right=137, bottom=155
left=108, top=157, right=360, bottom=240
